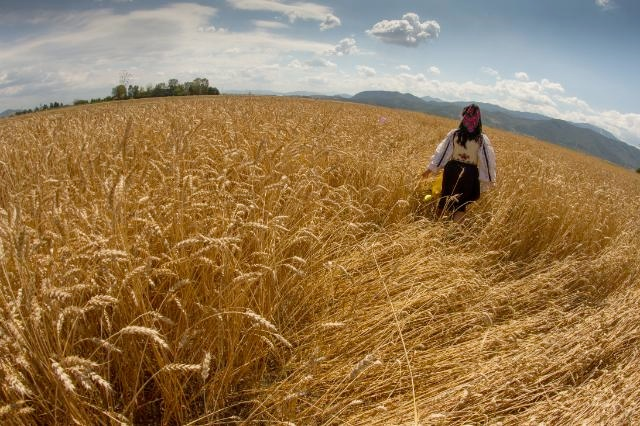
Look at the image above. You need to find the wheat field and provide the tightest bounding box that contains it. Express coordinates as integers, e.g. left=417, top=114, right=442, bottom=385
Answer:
left=0, top=96, right=639, bottom=425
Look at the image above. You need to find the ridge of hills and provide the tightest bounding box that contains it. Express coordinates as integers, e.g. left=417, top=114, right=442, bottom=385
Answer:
left=0, top=109, right=20, bottom=118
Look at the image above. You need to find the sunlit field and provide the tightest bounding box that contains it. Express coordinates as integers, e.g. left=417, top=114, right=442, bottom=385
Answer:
left=1, top=96, right=639, bottom=425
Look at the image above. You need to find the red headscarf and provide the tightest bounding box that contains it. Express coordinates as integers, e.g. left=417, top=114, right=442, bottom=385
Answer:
left=461, top=104, right=481, bottom=133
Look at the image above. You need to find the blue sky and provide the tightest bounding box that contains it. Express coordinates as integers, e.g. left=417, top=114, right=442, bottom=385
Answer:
left=1, top=0, right=639, bottom=145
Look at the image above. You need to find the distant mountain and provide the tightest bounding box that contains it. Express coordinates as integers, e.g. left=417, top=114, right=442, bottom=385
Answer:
left=226, top=89, right=353, bottom=99
left=573, top=122, right=620, bottom=141
left=451, top=101, right=549, bottom=121
left=352, top=91, right=435, bottom=112
left=421, top=95, right=444, bottom=102
left=0, top=109, right=20, bottom=118
left=284, top=90, right=325, bottom=97
left=225, top=89, right=282, bottom=96
left=342, top=91, right=640, bottom=169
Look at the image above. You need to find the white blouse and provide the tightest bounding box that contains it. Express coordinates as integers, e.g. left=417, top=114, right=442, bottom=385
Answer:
left=426, top=129, right=497, bottom=189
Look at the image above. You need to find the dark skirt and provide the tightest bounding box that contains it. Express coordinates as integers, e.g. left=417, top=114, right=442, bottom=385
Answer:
left=438, top=160, right=480, bottom=212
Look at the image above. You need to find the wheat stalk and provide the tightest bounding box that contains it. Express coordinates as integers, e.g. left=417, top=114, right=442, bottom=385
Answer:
left=116, top=325, right=169, bottom=351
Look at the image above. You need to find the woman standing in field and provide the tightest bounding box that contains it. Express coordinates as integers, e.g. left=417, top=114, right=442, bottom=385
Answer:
left=422, top=103, right=497, bottom=222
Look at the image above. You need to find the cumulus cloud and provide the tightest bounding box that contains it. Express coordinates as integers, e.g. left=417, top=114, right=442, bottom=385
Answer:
left=320, top=14, right=341, bottom=31
left=357, top=65, right=376, bottom=77
left=481, top=66, right=500, bottom=79
left=595, top=0, right=615, bottom=10
left=227, top=0, right=340, bottom=30
left=541, top=78, right=564, bottom=92
left=366, top=13, right=440, bottom=47
left=428, top=66, right=440, bottom=75
left=556, top=96, right=590, bottom=110
left=326, top=37, right=358, bottom=56
left=515, top=71, right=529, bottom=81
left=399, top=72, right=426, bottom=83
left=396, top=65, right=411, bottom=71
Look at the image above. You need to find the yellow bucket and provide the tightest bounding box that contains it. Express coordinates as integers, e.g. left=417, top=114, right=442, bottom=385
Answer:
left=424, top=171, right=443, bottom=202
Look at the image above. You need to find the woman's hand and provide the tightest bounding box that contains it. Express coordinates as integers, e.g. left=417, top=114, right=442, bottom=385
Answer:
left=421, top=169, right=432, bottom=179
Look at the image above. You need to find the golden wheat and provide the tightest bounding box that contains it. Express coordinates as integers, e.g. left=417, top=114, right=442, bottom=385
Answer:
left=0, top=96, right=638, bottom=424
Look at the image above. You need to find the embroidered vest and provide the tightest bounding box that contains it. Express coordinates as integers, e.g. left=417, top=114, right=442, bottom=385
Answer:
left=451, top=135, right=482, bottom=165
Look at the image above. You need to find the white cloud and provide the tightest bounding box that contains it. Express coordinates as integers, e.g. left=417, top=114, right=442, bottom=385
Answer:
left=595, top=110, right=640, bottom=146
left=197, top=26, right=227, bottom=33
left=0, top=85, right=24, bottom=97
left=227, top=0, right=340, bottom=30
left=253, top=20, right=288, bottom=30
left=399, top=72, right=426, bottom=83
left=515, top=71, right=529, bottom=81
left=481, top=66, right=500, bottom=79
left=307, top=76, right=329, bottom=86
left=396, top=65, right=411, bottom=72
left=556, top=96, right=590, bottom=110
left=428, top=66, right=440, bottom=75
left=326, top=37, right=358, bottom=56
left=595, top=0, right=615, bottom=10
left=320, top=14, right=341, bottom=31
left=286, top=57, right=336, bottom=70
left=305, top=58, right=336, bottom=68
left=366, top=13, right=440, bottom=47
left=357, top=65, right=376, bottom=77
left=287, top=59, right=306, bottom=69
left=541, top=78, right=564, bottom=92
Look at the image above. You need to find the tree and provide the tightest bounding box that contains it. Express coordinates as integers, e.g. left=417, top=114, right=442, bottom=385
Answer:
left=112, top=84, right=127, bottom=100
left=636, top=167, right=640, bottom=173
left=128, top=85, right=140, bottom=99
left=183, top=81, right=192, bottom=95
left=152, top=82, right=169, bottom=97
left=190, top=78, right=209, bottom=95
left=119, top=70, right=133, bottom=87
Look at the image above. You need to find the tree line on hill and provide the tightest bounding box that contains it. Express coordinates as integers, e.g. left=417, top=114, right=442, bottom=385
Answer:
left=108, top=77, right=219, bottom=101
left=13, top=102, right=66, bottom=115
left=13, top=77, right=220, bottom=116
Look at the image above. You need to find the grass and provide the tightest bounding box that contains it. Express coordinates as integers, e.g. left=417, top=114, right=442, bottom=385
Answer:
left=0, top=95, right=639, bottom=424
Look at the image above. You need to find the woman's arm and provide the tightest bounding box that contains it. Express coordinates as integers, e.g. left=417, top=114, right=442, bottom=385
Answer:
left=424, top=129, right=455, bottom=174
left=478, top=135, right=497, bottom=189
